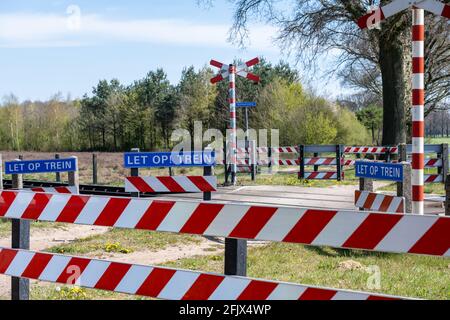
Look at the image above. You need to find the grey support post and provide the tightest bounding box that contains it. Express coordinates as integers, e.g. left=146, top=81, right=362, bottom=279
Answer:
left=398, top=162, right=412, bottom=213
left=68, top=156, right=80, bottom=194
left=398, top=144, right=407, bottom=163
left=55, top=153, right=61, bottom=182
left=359, top=175, right=374, bottom=211
left=249, top=140, right=256, bottom=181
left=439, top=144, right=448, bottom=184
left=92, top=153, right=98, bottom=184
left=130, top=148, right=140, bottom=198
left=11, top=156, right=30, bottom=300
left=336, top=144, right=344, bottom=181
left=298, top=145, right=305, bottom=179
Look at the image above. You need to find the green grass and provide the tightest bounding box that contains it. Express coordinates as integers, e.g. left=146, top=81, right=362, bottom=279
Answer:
left=165, top=243, right=449, bottom=300
left=25, top=242, right=450, bottom=300
left=427, top=137, right=450, bottom=145
left=46, top=228, right=202, bottom=255
left=379, top=182, right=445, bottom=195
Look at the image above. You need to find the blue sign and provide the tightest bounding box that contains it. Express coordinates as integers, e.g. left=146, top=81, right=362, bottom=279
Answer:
left=124, top=151, right=216, bottom=168
left=5, top=158, right=77, bottom=175
left=236, top=102, right=256, bottom=108
left=355, top=161, right=403, bottom=182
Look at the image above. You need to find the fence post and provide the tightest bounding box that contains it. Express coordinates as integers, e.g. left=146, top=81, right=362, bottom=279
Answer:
left=130, top=148, right=140, bottom=198
left=439, top=144, right=448, bottom=184
left=55, top=153, right=61, bottom=182
left=359, top=176, right=373, bottom=211
left=203, top=147, right=213, bottom=201
left=445, top=174, right=450, bottom=216
left=224, top=238, right=247, bottom=277
left=250, top=140, right=256, bottom=181
left=92, top=153, right=98, bottom=184
left=313, top=152, right=319, bottom=173
left=398, top=162, right=412, bottom=213
left=268, top=146, right=272, bottom=174
left=223, top=140, right=229, bottom=185
left=398, top=143, right=407, bottom=163
left=11, top=156, right=30, bottom=300
left=298, top=145, right=305, bottom=179
left=336, top=144, right=343, bottom=181
left=0, top=154, right=2, bottom=191
left=68, top=156, right=80, bottom=194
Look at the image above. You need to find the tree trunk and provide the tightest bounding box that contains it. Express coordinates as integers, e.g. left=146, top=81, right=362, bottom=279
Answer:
left=379, top=18, right=411, bottom=145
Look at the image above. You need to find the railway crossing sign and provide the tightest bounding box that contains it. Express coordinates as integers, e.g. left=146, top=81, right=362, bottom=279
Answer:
left=4, top=158, right=77, bottom=174
left=357, top=0, right=450, bottom=214
left=355, top=161, right=404, bottom=182
left=124, top=151, right=215, bottom=168
left=210, top=57, right=260, bottom=185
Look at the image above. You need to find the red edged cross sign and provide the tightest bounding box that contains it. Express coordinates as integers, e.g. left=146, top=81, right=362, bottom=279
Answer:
left=210, top=57, right=260, bottom=84
left=357, top=0, right=450, bottom=29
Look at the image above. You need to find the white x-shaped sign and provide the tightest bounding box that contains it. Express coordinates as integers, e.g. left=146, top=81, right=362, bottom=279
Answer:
left=358, top=0, right=449, bottom=29
left=210, top=58, right=260, bottom=84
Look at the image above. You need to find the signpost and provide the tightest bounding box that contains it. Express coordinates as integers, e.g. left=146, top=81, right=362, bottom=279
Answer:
left=124, top=151, right=215, bottom=168
left=357, top=0, right=450, bottom=215
left=236, top=102, right=257, bottom=148
left=210, top=58, right=260, bottom=186
left=355, top=161, right=404, bottom=182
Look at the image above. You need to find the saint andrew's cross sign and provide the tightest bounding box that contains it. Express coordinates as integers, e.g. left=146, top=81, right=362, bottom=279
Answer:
left=357, top=0, right=450, bottom=215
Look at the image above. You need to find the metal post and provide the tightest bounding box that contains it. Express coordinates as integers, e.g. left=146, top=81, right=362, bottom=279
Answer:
left=268, top=146, right=272, bottom=174
left=439, top=144, right=448, bottom=184
left=92, top=153, right=98, bottom=184
left=224, top=140, right=229, bottom=185
left=55, top=153, right=61, bottom=182
left=68, top=156, right=80, bottom=194
left=445, top=175, right=450, bottom=216
left=229, top=64, right=237, bottom=186
left=411, top=8, right=425, bottom=215
left=203, top=147, right=213, bottom=201
left=359, top=177, right=374, bottom=211
left=313, top=152, right=319, bottom=172
left=249, top=140, right=256, bottom=181
left=336, top=144, right=343, bottom=181
left=224, top=238, right=247, bottom=277
left=11, top=156, right=30, bottom=300
left=398, top=162, right=412, bottom=213
left=130, top=148, right=140, bottom=198
left=398, top=143, right=407, bottom=163
left=0, top=154, right=2, bottom=190
left=299, top=145, right=305, bottom=179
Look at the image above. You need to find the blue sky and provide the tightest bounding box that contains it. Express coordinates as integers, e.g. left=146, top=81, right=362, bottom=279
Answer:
left=0, top=0, right=343, bottom=101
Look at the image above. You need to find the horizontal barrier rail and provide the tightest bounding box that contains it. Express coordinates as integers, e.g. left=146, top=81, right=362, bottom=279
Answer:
left=303, top=172, right=340, bottom=180
left=1, top=190, right=448, bottom=257
left=30, top=186, right=78, bottom=194
left=0, top=247, right=406, bottom=300
left=125, top=176, right=217, bottom=193
left=344, top=147, right=398, bottom=154
left=355, top=191, right=405, bottom=213
left=424, top=174, right=444, bottom=183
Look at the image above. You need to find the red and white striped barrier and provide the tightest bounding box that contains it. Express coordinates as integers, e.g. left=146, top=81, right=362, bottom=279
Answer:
left=355, top=191, right=405, bottom=214
left=424, top=159, right=443, bottom=167
left=344, top=147, right=398, bottom=154
left=125, top=176, right=217, bottom=193
left=424, top=174, right=444, bottom=183
left=2, top=190, right=447, bottom=257
left=303, top=172, right=340, bottom=180
left=30, top=186, right=78, bottom=194
left=237, top=166, right=252, bottom=173
left=304, top=158, right=336, bottom=166
left=256, top=147, right=298, bottom=154
left=0, top=247, right=405, bottom=300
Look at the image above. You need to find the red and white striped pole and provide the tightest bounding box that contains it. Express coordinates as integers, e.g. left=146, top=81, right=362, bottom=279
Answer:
left=229, top=64, right=237, bottom=185
left=412, top=7, right=425, bottom=215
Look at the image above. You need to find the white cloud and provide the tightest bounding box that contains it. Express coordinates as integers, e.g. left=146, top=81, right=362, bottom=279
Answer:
left=0, top=12, right=278, bottom=50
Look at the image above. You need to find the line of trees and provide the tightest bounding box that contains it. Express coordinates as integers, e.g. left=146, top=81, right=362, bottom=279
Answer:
left=0, top=59, right=371, bottom=152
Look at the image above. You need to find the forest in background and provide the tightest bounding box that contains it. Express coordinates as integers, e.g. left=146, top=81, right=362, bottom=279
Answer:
left=0, top=59, right=373, bottom=152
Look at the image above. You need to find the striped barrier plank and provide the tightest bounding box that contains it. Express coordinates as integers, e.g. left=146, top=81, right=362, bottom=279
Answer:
left=424, top=174, right=444, bottom=183
left=344, top=147, right=398, bottom=154
left=257, top=147, right=298, bottom=154
left=424, top=159, right=443, bottom=167
left=303, top=172, right=340, bottom=180
left=355, top=191, right=405, bottom=214
left=304, top=158, right=336, bottom=166
left=1, top=190, right=448, bottom=257
left=30, top=186, right=78, bottom=194
left=125, top=176, right=217, bottom=193
left=237, top=166, right=252, bottom=173
left=0, top=247, right=406, bottom=300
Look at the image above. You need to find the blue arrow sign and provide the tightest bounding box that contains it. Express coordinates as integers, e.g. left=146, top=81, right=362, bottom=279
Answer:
left=124, top=151, right=216, bottom=168
left=355, top=161, right=403, bottom=182
left=236, top=102, right=256, bottom=108
left=5, top=158, right=77, bottom=175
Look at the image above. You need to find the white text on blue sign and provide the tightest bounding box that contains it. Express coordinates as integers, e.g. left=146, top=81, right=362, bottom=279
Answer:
left=5, top=158, right=77, bottom=175
left=123, top=151, right=215, bottom=168
left=355, top=161, right=403, bottom=182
